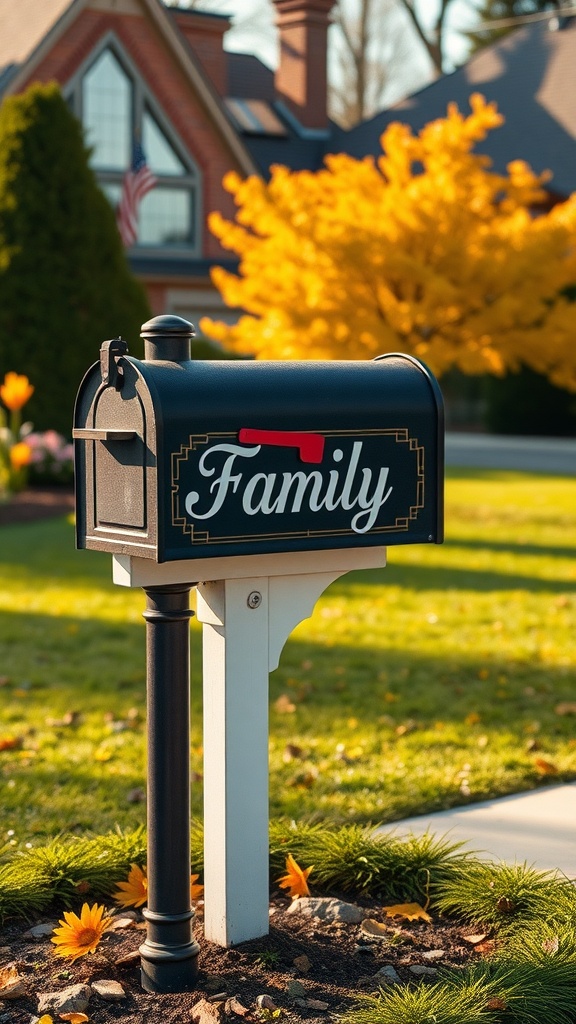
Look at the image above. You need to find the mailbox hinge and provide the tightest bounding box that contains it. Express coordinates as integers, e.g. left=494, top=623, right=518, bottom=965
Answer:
left=100, top=338, right=129, bottom=390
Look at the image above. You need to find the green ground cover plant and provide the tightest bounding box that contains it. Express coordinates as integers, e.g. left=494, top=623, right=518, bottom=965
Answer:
left=1, top=825, right=576, bottom=1023
left=0, top=468, right=574, bottom=848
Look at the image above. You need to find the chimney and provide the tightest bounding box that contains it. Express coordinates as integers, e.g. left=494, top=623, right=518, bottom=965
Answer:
left=273, top=0, right=336, bottom=131
left=170, top=9, right=231, bottom=95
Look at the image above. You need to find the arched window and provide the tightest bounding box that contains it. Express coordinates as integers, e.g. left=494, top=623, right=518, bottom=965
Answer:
left=72, top=44, right=199, bottom=251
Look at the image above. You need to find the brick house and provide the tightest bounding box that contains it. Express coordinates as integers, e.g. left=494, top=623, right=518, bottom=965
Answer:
left=1, top=0, right=574, bottom=328
left=0, top=0, right=340, bottom=325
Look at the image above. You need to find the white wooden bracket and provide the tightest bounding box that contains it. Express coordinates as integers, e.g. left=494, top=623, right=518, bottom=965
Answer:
left=112, top=547, right=386, bottom=947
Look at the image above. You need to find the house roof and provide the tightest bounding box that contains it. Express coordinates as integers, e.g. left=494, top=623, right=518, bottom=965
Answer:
left=337, top=16, right=576, bottom=199
left=0, top=0, right=74, bottom=69
left=0, top=0, right=258, bottom=176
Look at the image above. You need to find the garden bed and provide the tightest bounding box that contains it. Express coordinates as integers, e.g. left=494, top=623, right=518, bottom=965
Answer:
left=0, top=487, right=74, bottom=527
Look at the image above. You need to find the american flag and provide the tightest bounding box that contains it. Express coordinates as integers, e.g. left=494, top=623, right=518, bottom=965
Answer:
left=116, top=140, right=157, bottom=247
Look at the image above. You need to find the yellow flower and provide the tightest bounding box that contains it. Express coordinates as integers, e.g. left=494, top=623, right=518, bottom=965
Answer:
left=0, top=372, right=34, bottom=411
left=276, top=854, right=313, bottom=899
left=190, top=874, right=204, bottom=902
left=51, top=903, right=112, bottom=962
left=114, top=863, right=147, bottom=908
left=9, top=442, right=32, bottom=470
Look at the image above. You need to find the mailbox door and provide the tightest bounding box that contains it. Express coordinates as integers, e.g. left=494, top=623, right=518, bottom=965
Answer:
left=74, top=360, right=158, bottom=556
left=93, top=386, right=147, bottom=529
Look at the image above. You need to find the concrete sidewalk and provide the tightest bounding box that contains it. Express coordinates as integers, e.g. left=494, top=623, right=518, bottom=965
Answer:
left=446, top=432, right=576, bottom=475
left=380, top=783, right=576, bottom=877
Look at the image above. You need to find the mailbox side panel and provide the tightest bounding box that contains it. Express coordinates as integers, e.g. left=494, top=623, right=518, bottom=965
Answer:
left=145, top=357, right=444, bottom=564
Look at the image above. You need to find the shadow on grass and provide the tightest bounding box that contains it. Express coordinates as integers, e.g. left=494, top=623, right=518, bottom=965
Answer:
left=329, top=561, right=576, bottom=593
left=1, top=598, right=575, bottom=836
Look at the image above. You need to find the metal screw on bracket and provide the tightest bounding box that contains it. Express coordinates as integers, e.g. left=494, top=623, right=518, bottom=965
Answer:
left=247, top=591, right=262, bottom=609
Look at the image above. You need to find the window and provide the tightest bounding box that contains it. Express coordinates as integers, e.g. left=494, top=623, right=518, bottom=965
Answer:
left=71, top=43, right=199, bottom=251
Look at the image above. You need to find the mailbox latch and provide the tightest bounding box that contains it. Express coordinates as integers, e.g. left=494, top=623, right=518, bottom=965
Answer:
left=100, top=337, right=129, bottom=390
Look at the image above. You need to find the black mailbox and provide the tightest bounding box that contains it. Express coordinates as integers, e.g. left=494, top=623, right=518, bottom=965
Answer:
left=74, top=315, right=444, bottom=564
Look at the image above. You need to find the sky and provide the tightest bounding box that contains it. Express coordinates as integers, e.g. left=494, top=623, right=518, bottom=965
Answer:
left=216, top=0, right=481, bottom=107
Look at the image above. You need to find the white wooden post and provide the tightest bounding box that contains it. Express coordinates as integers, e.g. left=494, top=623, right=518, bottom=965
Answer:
left=196, top=569, right=353, bottom=947
left=112, top=547, right=386, bottom=948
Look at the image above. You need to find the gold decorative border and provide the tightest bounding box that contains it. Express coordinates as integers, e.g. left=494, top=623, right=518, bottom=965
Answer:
left=171, top=428, right=424, bottom=545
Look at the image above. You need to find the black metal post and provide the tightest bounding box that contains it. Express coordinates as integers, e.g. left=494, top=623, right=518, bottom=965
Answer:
left=139, top=584, right=200, bottom=993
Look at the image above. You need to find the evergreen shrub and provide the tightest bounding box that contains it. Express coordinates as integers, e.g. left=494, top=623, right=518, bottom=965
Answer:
left=0, top=83, right=150, bottom=436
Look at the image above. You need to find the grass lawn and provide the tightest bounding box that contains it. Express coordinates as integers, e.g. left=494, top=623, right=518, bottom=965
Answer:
left=0, top=468, right=575, bottom=851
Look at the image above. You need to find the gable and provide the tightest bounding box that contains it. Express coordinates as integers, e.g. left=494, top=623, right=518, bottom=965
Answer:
left=0, top=0, right=257, bottom=177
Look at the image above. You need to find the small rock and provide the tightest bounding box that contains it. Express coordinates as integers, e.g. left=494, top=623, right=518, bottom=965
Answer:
left=256, top=995, right=278, bottom=1010
left=287, top=897, right=363, bottom=924
left=409, top=965, right=438, bottom=977
left=208, top=993, right=228, bottom=1003
left=373, top=964, right=401, bottom=985
left=191, top=996, right=225, bottom=1022
left=286, top=979, right=306, bottom=998
left=353, top=943, right=375, bottom=955
left=292, top=954, right=311, bottom=973
left=91, top=979, right=126, bottom=1001
left=204, top=975, right=227, bottom=994
left=23, top=922, right=57, bottom=940
left=37, top=983, right=91, bottom=1015
left=224, top=995, right=250, bottom=1016
left=421, top=949, right=445, bottom=961
left=300, top=998, right=329, bottom=1011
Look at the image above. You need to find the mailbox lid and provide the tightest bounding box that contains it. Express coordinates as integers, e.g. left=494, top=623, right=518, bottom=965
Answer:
left=139, top=354, right=443, bottom=562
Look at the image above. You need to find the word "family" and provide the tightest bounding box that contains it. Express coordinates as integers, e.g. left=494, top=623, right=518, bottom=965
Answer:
left=184, top=441, right=393, bottom=534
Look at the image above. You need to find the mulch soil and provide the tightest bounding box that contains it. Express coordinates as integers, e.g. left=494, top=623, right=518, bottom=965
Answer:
left=0, top=898, right=479, bottom=1023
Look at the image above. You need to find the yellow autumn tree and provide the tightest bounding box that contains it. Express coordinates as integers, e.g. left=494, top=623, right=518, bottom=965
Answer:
left=201, top=94, right=576, bottom=392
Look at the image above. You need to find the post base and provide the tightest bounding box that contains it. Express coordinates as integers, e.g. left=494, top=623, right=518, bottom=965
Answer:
left=139, top=937, right=200, bottom=993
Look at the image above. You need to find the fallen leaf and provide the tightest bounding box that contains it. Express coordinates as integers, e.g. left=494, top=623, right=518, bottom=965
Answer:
left=496, top=897, right=515, bottom=913
left=190, top=873, right=204, bottom=901
left=555, top=703, right=576, bottom=716
left=534, top=758, right=558, bottom=775
left=38, top=1017, right=54, bottom=1024
left=283, top=743, right=305, bottom=762
left=274, top=694, right=296, bottom=714
left=0, top=964, right=27, bottom=998
left=465, top=712, right=481, bottom=726
left=542, top=936, right=559, bottom=955
left=59, top=1014, right=89, bottom=1023
left=475, top=939, right=497, bottom=954
left=0, top=736, right=22, bottom=752
left=382, top=903, right=432, bottom=923
left=108, top=916, right=136, bottom=931
left=486, top=997, right=507, bottom=1010
left=287, top=769, right=317, bottom=789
